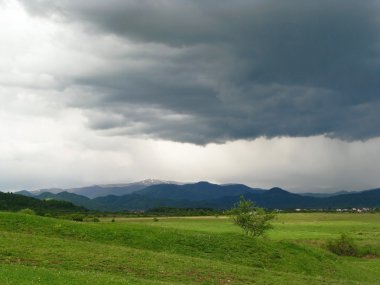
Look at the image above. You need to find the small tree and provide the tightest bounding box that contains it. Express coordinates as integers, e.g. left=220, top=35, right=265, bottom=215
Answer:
left=327, top=234, right=359, bottom=256
left=229, top=196, right=275, bottom=237
left=19, top=208, right=36, bottom=215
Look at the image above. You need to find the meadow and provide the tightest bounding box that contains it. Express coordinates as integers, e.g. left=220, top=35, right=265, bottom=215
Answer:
left=0, top=212, right=379, bottom=284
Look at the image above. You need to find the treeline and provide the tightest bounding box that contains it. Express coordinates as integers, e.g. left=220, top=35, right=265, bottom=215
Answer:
left=145, top=207, right=224, bottom=216
left=0, top=192, right=87, bottom=216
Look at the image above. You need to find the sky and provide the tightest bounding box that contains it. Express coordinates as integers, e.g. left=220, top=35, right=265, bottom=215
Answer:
left=0, top=0, right=380, bottom=192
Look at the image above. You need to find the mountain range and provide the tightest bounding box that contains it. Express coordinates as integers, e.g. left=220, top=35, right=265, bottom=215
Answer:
left=28, top=179, right=178, bottom=199
left=12, top=180, right=380, bottom=212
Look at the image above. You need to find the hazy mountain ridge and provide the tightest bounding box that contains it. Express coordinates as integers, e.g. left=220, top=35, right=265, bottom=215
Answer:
left=298, top=190, right=361, bottom=198
left=14, top=181, right=380, bottom=212
left=28, top=179, right=180, bottom=199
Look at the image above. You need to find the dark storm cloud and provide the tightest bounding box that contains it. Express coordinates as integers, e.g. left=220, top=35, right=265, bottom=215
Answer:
left=19, top=0, right=380, bottom=144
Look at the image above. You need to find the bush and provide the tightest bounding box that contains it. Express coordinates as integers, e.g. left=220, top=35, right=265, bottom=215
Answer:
left=327, top=234, right=359, bottom=256
left=71, top=215, right=84, bottom=222
left=92, top=217, right=100, bottom=222
left=228, top=196, right=275, bottom=237
left=19, top=208, right=36, bottom=215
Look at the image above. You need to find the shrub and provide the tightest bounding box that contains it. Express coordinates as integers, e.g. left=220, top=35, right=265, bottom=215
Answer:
left=153, top=217, right=159, bottom=222
left=92, top=217, right=100, bottom=222
left=228, top=196, right=275, bottom=237
left=19, top=208, right=36, bottom=215
left=327, top=234, right=359, bottom=256
left=71, top=215, right=84, bottom=222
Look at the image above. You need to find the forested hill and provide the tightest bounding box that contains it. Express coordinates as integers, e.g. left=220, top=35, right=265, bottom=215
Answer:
left=0, top=192, right=87, bottom=215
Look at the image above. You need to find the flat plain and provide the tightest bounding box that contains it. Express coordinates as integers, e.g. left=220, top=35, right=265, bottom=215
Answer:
left=0, top=212, right=379, bottom=284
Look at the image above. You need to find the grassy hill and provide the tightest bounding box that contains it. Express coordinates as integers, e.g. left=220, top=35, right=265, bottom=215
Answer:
left=0, top=212, right=379, bottom=284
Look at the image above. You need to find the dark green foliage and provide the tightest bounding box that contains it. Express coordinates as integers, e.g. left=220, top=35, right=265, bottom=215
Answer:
left=229, top=196, right=275, bottom=237
left=327, top=234, right=359, bottom=256
left=71, top=215, right=84, bottom=222
left=0, top=192, right=87, bottom=216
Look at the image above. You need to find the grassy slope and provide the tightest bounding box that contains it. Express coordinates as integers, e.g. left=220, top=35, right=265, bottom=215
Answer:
left=0, top=212, right=379, bottom=284
left=121, top=213, right=380, bottom=244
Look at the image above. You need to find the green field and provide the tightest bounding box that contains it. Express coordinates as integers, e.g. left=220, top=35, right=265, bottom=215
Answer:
left=0, top=212, right=379, bottom=284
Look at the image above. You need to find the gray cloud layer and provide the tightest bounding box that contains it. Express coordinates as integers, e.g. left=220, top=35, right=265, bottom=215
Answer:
left=18, top=0, right=380, bottom=144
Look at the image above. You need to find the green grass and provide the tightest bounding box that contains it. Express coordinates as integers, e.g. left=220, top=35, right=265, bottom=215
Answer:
left=0, top=264, right=166, bottom=285
left=122, top=213, right=380, bottom=251
left=0, top=212, right=379, bottom=284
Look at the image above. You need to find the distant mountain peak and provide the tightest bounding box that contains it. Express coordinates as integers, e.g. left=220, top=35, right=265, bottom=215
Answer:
left=94, top=179, right=180, bottom=190
left=138, top=178, right=174, bottom=185
left=195, top=181, right=215, bottom=186
left=268, top=187, right=288, bottom=193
